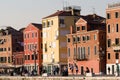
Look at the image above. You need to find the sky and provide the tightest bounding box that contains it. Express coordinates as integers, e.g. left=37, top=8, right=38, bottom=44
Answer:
left=0, top=0, right=120, bottom=30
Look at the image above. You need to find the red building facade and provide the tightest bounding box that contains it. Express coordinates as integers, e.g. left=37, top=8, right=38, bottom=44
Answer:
left=106, top=3, right=120, bottom=75
left=23, top=23, right=42, bottom=75
left=67, top=14, right=106, bottom=75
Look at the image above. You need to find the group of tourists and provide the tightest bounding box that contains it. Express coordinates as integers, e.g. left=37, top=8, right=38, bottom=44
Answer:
left=69, top=62, right=90, bottom=75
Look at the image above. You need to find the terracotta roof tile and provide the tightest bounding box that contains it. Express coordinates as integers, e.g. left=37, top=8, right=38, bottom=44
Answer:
left=43, top=10, right=73, bottom=19
left=31, top=23, right=42, bottom=29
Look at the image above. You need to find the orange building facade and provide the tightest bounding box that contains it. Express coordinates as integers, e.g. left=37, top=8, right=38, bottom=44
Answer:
left=23, top=23, right=42, bottom=75
left=67, top=14, right=106, bottom=75
left=106, top=3, right=120, bottom=75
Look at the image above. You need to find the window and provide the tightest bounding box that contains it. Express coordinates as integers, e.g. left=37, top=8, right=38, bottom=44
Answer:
left=78, top=47, right=80, bottom=59
left=87, top=36, right=90, bottom=40
left=59, top=19, right=64, bottom=24
left=116, top=53, right=119, bottom=59
left=41, top=43, right=43, bottom=49
left=77, top=37, right=80, bottom=42
left=83, top=47, right=86, bottom=58
left=32, top=33, right=34, bottom=38
left=43, top=22, right=46, bottom=28
left=115, top=12, right=119, bottom=18
left=115, top=38, right=119, bottom=45
left=77, top=27, right=80, bottom=31
left=8, top=57, right=10, bottom=63
left=24, top=34, right=26, bottom=39
left=27, top=34, right=29, bottom=38
left=35, top=32, right=37, bottom=37
left=88, top=47, right=90, bottom=55
left=32, top=54, right=34, bottom=60
left=82, top=26, right=85, bottom=30
left=116, top=24, right=119, bottom=32
left=67, top=38, right=70, bottom=42
left=35, top=54, right=38, bottom=60
left=94, top=34, right=97, bottom=40
left=107, top=39, right=111, bottom=47
left=47, top=21, right=50, bottom=27
left=45, top=43, right=47, bottom=52
left=68, top=48, right=70, bottom=57
left=74, top=48, right=76, bottom=56
left=8, top=47, right=10, bottom=51
left=73, top=37, right=76, bottom=43
left=94, top=46, right=97, bottom=55
left=108, top=53, right=110, bottom=59
left=51, top=20, right=53, bottom=25
left=28, top=55, right=30, bottom=60
left=41, top=32, right=42, bottom=37
left=82, top=36, right=86, bottom=41
left=108, top=25, right=110, bottom=33
left=4, top=48, right=6, bottom=51
left=107, top=13, right=110, bottom=19
left=41, top=54, right=43, bottom=59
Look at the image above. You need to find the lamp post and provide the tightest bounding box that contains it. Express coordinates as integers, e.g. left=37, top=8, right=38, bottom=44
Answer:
left=99, top=47, right=105, bottom=75
left=30, top=45, right=37, bottom=75
left=34, top=51, right=37, bottom=74
left=12, top=54, right=16, bottom=75
left=116, top=59, right=119, bottom=76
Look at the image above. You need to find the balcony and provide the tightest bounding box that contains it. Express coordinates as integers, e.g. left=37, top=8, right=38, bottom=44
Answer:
left=73, top=55, right=88, bottom=61
left=112, top=44, right=120, bottom=52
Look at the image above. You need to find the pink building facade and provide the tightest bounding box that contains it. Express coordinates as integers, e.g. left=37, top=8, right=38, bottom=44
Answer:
left=23, top=23, right=42, bottom=75
left=67, top=14, right=106, bottom=75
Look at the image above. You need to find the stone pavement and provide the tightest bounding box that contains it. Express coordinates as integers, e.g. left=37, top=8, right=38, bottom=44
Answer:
left=0, top=76, right=120, bottom=80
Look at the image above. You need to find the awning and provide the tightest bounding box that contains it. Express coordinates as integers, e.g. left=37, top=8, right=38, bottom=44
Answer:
left=0, top=64, right=14, bottom=69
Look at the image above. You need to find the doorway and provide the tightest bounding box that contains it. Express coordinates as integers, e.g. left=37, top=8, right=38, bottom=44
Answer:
left=81, top=66, right=84, bottom=75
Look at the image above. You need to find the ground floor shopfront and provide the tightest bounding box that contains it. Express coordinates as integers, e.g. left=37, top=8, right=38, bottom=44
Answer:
left=24, top=64, right=39, bottom=74
left=68, top=60, right=106, bottom=75
left=43, top=63, right=67, bottom=75
left=106, top=63, right=120, bottom=75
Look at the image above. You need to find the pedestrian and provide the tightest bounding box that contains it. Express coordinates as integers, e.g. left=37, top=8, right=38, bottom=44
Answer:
left=75, top=64, right=78, bottom=75
left=85, top=67, right=90, bottom=74
left=70, top=64, right=74, bottom=75
left=56, top=66, right=59, bottom=75
left=53, top=66, right=56, bottom=75
left=108, top=67, right=110, bottom=75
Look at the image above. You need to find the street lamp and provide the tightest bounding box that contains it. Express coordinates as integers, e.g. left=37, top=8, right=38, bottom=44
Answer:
left=51, top=52, right=54, bottom=75
left=30, top=45, right=37, bottom=75
left=98, top=47, right=105, bottom=75
left=34, top=51, right=37, bottom=74
left=116, top=59, right=119, bottom=76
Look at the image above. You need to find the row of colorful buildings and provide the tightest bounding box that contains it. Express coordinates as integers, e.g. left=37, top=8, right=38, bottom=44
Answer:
left=0, top=3, right=120, bottom=75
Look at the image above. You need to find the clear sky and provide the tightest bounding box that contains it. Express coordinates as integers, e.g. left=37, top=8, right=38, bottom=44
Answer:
left=0, top=0, right=120, bottom=30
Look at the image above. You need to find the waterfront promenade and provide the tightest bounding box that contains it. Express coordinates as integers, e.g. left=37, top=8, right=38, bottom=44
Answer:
left=0, top=76, right=120, bottom=80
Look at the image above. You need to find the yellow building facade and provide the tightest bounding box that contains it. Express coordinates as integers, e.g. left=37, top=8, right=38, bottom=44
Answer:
left=42, top=6, right=81, bottom=75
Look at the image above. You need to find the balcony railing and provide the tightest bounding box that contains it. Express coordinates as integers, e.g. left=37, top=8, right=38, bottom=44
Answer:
left=112, top=44, right=120, bottom=52
left=73, top=55, right=88, bottom=61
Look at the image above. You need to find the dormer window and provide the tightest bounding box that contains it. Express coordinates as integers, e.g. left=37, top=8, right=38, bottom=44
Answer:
left=77, top=27, right=80, bottom=31
left=82, top=26, right=85, bottom=30
left=47, top=21, right=50, bottom=27
left=59, top=19, right=64, bottom=24
left=67, top=38, right=70, bottom=42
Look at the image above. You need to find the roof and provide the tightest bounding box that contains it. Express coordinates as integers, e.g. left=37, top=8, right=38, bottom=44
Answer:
left=31, top=23, right=42, bottom=30
left=82, top=14, right=105, bottom=24
left=43, top=10, right=74, bottom=19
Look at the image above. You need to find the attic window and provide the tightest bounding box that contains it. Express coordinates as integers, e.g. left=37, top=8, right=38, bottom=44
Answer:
left=59, top=19, right=64, bottom=24
left=47, top=21, right=50, bottom=27
left=82, top=26, right=85, bottom=30
left=77, top=27, right=80, bottom=31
